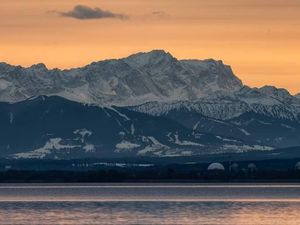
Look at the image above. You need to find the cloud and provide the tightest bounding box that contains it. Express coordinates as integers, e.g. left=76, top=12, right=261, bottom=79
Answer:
left=60, top=5, right=127, bottom=20
left=152, top=11, right=166, bottom=16
left=152, top=11, right=169, bottom=19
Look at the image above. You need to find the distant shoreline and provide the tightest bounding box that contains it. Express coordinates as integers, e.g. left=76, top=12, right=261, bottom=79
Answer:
left=1, top=170, right=300, bottom=183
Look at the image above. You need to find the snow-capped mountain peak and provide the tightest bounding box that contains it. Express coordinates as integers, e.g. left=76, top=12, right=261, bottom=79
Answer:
left=235, top=85, right=298, bottom=105
left=258, top=85, right=291, bottom=99
left=0, top=50, right=243, bottom=106
left=124, top=49, right=175, bottom=68
left=29, top=63, right=48, bottom=71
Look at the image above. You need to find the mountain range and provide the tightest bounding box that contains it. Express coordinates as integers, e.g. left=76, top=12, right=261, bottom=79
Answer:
left=0, top=50, right=299, bottom=159
left=0, top=50, right=242, bottom=105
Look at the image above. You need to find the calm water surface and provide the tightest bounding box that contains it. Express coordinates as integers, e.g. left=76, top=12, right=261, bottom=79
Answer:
left=0, top=183, right=300, bottom=225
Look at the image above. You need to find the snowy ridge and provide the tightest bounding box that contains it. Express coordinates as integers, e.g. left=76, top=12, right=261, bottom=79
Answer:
left=0, top=50, right=242, bottom=106
left=131, top=86, right=300, bottom=121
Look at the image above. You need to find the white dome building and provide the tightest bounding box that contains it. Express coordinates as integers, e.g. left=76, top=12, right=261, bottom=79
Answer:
left=230, top=163, right=239, bottom=172
left=207, top=162, right=225, bottom=171
left=248, top=163, right=257, bottom=172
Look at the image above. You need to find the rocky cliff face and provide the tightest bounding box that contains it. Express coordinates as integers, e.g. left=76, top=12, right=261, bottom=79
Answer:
left=0, top=50, right=242, bottom=106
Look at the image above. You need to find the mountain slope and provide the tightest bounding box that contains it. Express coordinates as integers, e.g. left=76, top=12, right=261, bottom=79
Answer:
left=0, top=50, right=242, bottom=106
left=0, top=96, right=270, bottom=160
left=130, top=86, right=300, bottom=148
left=131, top=86, right=300, bottom=121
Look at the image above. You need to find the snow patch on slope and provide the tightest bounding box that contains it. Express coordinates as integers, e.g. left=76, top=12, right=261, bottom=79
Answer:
left=138, top=136, right=169, bottom=156
left=115, top=141, right=141, bottom=151
left=222, top=144, right=274, bottom=153
left=13, top=138, right=80, bottom=159
left=83, top=144, right=95, bottom=152
left=0, top=79, right=12, bottom=90
left=74, top=129, right=92, bottom=143
left=174, top=134, right=204, bottom=146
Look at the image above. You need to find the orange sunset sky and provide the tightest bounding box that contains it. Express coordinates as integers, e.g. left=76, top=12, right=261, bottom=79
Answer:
left=0, top=0, right=299, bottom=94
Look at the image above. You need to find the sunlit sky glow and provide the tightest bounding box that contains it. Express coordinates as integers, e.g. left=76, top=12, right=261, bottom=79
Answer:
left=0, top=0, right=299, bottom=93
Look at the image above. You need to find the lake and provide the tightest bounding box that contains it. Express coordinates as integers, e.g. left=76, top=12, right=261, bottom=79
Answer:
left=0, top=183, right=300, bottom=224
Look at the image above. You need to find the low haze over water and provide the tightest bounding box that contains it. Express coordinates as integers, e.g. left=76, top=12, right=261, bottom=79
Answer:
left=0, top=183, right=300, bottom=225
